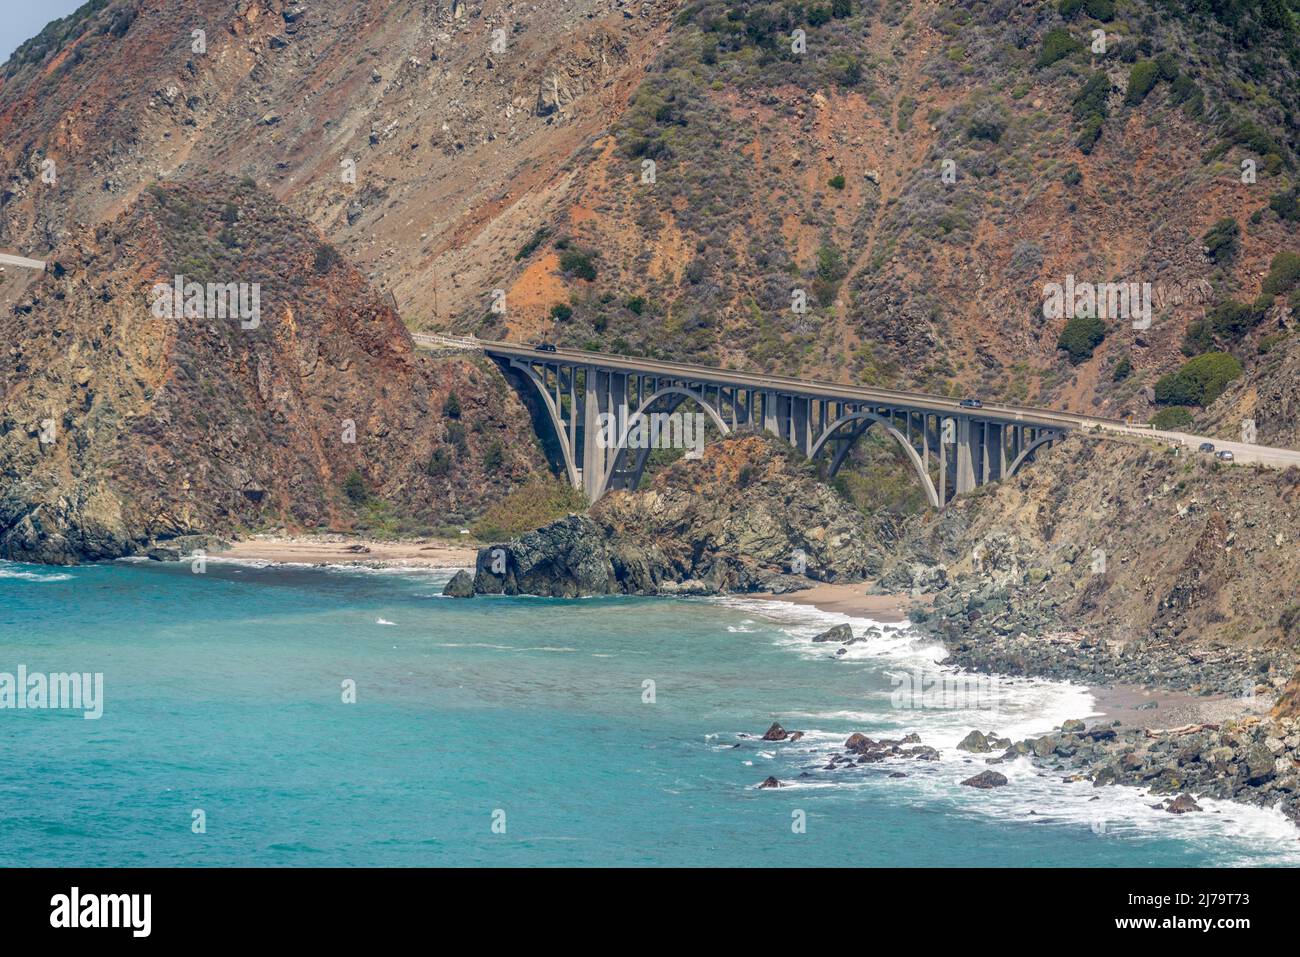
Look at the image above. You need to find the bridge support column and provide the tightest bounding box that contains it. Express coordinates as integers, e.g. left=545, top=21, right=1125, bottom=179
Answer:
left=763, top=391, right=780, bottom=438
left=955, top=417, right=978, bottom=494
left=793, top=397, right=811, bottom=456
left=581, top=368, right=626, bottom=500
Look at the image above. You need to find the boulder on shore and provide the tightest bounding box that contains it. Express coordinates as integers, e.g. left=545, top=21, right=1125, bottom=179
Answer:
left=957, top=730, right=991, bottom=753
left=1165, top=793, right=1203, bottom=814
left=812, top=623, right=854, bottom=644
left=442, top=569, right=475, bottom=597
left=961, top=770, right=1009, bottom=789
left=757, top=776, right=784, bottom=789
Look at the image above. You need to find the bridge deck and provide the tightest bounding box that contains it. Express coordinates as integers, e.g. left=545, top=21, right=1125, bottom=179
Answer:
left=414, top=333, right=1119, bottom=432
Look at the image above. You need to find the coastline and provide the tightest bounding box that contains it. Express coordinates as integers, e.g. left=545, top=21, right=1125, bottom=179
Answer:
left=214, top=533, right=478, bottom=568
left=762, top=581, right=920, bottom=623
left=205, top=552, right=1271, bottom=736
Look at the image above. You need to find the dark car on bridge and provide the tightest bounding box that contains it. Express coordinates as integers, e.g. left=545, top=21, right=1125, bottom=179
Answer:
left=534, top=342, right=558, bottom=352
left=958, top=398, right=983, bottom=409
left=1198, top=442, right=1215, bottom=453
left=1216, top=449, right=1235, bottom=462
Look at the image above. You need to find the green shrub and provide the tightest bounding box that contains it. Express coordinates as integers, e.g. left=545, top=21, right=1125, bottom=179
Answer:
left=1126, top=61, right=1159, bottom=106
left=559, top=249, right=597, bottom=280
left=1150, top=406, right=1194, bottom=430
left=1262, top=250, right=1300, bottom=296
left=443, top=391, right=462, bottom=419
left=426, top=447, right=453, bottom=477
left=471, top=478, right=588, bottom=541
left=1202, top=217, right=1240, bottom=264
left=343, top=471, right=368, bottom=505
left=1268, top=188, right=1300, bottom=222
left=1073, top=72, right=1110, bottom=120
left=483, top=441, right=504, bottom=470
left=828, top=174, right=846, bottom=190
left=1057, top=315, right=1107, bottom=364
left=1084, top=0, right=1115, bottom=19
left=1111, top=355, right=1132, bottom=381
left=1062, top=164, right=1083, bottom=186
left=968, top=116, right=1005, bottom=142
left=549, top=303, right=574, bottom=322
left=1207, top=299, right=1264, bottom=339
left=1038, top=28, right=1084, bottom=68
left=1154, top=352, right=1243, bottom=406
left=816, top=243, right=847, bottom=282
left=515, top=227, right=549, bottom=261
left=1076, top=114, right=1104, bottom=153
left=313, top=243, right=341, bottom=274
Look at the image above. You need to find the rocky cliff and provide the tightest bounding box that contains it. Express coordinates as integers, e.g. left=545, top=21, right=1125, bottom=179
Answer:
left=0, top=176, right=546, bottom=563
left=879, top=433, right=1300, bottom=693
left=470, top=434, right=883, bottom=596
left=3, top=0, right=1297, bottom=424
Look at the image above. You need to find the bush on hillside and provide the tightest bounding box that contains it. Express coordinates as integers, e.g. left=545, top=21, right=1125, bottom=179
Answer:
left=471, top=478, right=588, bottom=541
left=1038, top=28, right=1084, bottom=68
left=1150, top=406, right=1194, bottom=430
left=1125, top=61, right=1160, bottom=105
left=1154, top=352, right=1243, bottom=406
left=1262, top=250, right=1300, bottom=296
left=1056, top=315, right=1107, bottom=364
left=1202, top=217, right=1240, bottom=264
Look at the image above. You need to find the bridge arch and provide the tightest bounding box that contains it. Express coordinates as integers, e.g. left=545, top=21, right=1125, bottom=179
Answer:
left=598, top=385, right=732, bottom=496
left=808, top=410, right=941, bottom=508
left=504, top=358, right=582, bottom=489
left=1006, top=433, right=1057, bottom=477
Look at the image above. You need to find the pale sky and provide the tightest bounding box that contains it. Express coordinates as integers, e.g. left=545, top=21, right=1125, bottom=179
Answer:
left=1, top=0, right=88, bottom=66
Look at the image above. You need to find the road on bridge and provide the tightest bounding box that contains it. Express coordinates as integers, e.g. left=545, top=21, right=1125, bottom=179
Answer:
left=411, top=333, right=1300, bottom=472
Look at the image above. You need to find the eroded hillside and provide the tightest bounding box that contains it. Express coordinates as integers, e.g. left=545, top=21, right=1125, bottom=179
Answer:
left=0, top=177, right=544, bottom=563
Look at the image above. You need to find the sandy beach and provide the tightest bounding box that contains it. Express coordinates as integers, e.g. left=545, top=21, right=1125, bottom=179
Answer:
left=767, top=581, right=920, bottom=623
left=1087, top=682, right=1272, bottom=731
left=215, top=534, right=478, bottom=568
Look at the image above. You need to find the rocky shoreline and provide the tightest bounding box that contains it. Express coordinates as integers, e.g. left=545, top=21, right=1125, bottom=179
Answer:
left=904, top=575, right=1297, bottom=698
left=750, top=712, right=1300, bottom=825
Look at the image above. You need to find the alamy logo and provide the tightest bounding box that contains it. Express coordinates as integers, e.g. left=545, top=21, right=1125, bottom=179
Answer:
left=1042, top=274, right=1151, bottom=329
left=0, top=666, right=103, bottom=719
left=150, top=274, right=261, bottom=329
left=50, top=887, right=150, bottom=937
left=596, top=412, right=705, bottom=459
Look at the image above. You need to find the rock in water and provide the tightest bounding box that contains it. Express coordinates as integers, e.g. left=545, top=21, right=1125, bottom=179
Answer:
left=812, top=623, right=854, bottom=644
left=757, top=776, right=784, bottom=789
left=761, top=722, right=788, bottom=741
left=1165, top=793, right=1203, bottom=814
left=442, top=569, right=475, bottom=598
left=961, top=770, right=1009, bottom=789
left=957, top=730, right=991, bottom=753
left=1061, top=718, right=1087, bottom=733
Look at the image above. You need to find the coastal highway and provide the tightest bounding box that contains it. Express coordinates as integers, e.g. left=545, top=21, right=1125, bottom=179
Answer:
left=411, top=333, right=1300, bottom=470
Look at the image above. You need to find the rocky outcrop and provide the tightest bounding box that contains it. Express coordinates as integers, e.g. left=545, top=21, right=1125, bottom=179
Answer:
left=0, top=179, right=546, bottom=564
left=812, top=624, right=854, bottom=644
left=887, top=434, right=1300, bottom=695
left=961, top=771, right=1009, bottom=789
left=1004, top=716, right=1300, bottom=822
left=472, top=435, right=884, bottom=597
left=442, top=570, right=475, bottom=598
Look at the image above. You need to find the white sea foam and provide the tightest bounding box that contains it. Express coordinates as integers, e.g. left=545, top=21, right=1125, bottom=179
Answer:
left=716, top=592, right=1300, bottom=863
left=0, top=562, right=74, bottom=583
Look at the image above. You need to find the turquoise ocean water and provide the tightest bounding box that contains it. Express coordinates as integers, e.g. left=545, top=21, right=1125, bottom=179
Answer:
left=1, top=557, right=1296, bottom=867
